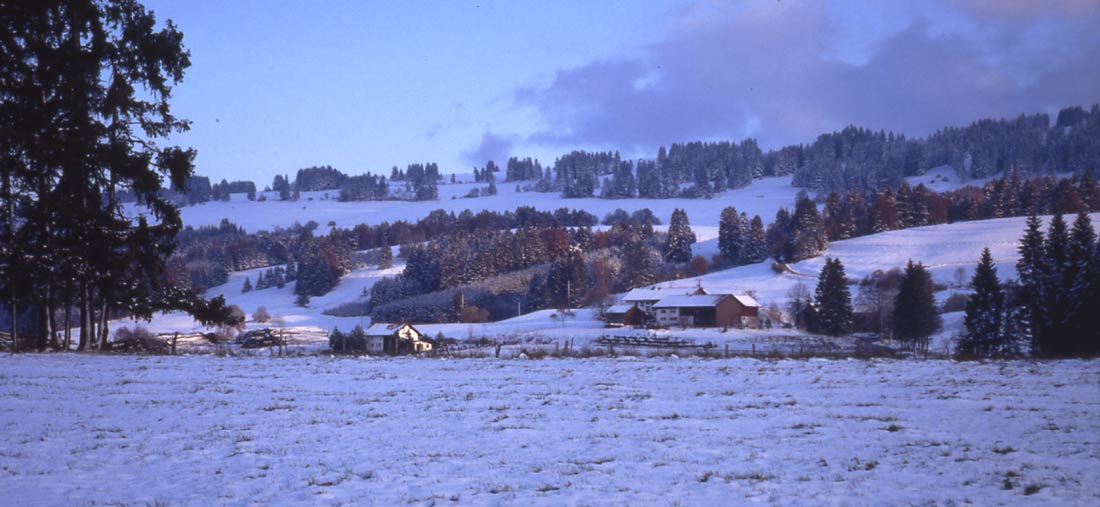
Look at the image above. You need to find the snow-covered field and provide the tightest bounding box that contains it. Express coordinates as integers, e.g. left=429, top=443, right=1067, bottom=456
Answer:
left=156, top=175, right=803, bottom=233
left=117, top=212, right=1097, bottom=355
left=1, top=355, right=1097, bottom=506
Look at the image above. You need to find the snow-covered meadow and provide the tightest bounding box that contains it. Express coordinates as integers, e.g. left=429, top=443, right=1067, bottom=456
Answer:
left=1, top=355, right=1097, bottom=506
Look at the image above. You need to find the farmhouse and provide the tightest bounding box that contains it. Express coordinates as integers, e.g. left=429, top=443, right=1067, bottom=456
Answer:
left=622, top=287, right=688, bottom=313
left=364, top=323, right=432, bottom=355
left=652, top=293, right=760, bottom=328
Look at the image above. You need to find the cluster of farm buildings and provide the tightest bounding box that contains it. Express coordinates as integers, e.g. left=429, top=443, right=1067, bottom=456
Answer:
left=603, top=286, right=760, bottom=329
left=360, top=286, right=760, bottom=356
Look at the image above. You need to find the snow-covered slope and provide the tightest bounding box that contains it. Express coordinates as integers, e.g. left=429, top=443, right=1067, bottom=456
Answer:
left=119, top=212, right=1094, bottom=354
left=143, top=176, right=802, bottom=232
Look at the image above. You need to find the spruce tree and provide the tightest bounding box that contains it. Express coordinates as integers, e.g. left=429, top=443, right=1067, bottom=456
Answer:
left=664, top=208, right=696, bottom=263
left=718, top=206, right=742, bottom=264
left=957, top=248, right=1003, bottom=357
left=1043, top=214, right=1070, bottom=355
left=893, top=260, right=941, bottom=351
left=377, top=245, right=394, bottom=269
left=546, top=245, right=586, bottom=308
left=791, top=196, right=828, bottom=261
left=744, top=215, right=768, bottom=263
left=1015, top=213, right=1045, bottom=353
left=242, top=277, right=253, bottom=293
left=813, top=258, right=853, bottom=336
left=1066, top=211, right=1098, bottom=355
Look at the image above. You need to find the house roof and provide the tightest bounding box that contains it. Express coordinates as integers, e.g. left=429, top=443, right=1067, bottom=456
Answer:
left=605, top=304, right=637, bottom=314
left=653, top=294, right=730, bottom=309
left=731, top=294, right=759, bottom=307
left=364, top=322, right=418, bottom=336
left=622, top=286, right=698, bottom=302
left=622, top=288, right=664, bottom=302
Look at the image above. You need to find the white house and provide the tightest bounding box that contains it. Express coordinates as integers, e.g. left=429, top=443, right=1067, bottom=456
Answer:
left=364, top=323, right=431, bottom=354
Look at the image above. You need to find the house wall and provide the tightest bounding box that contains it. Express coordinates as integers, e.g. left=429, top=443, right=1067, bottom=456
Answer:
left=714, top=298, right=739, bottom=327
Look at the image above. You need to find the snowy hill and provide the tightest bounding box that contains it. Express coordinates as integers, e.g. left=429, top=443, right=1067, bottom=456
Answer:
left=146, top=176, right=802, bottom=232
left=118, top=211, right=1096, bottom=354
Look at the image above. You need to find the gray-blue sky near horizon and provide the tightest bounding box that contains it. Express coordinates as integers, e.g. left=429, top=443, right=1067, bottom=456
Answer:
left=145, top=0, right=1100, bottom=184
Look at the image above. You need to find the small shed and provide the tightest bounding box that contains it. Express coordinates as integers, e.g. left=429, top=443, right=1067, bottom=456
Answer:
left=603, top=304, right=645, bottom=327
left=364, top=323, right=431, bottom=355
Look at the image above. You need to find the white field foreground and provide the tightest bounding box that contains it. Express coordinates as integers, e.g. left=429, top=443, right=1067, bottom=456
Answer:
left=1, top=355, right=1097, bottom=506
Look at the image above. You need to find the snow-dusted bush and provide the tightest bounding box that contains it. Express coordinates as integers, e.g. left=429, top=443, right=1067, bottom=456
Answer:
left=252, top=306, right=271, bottom=323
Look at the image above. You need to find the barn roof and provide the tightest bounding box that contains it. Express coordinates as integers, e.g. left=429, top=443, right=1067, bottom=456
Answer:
left=364, top=322, right=417, bottom=336
left=605, top=304, right=637, bottom=314
left=731, top=294, right=760, bottom=307
left=622, top=286, right=696, bottom=302
left=653, top=294, right=729, bottom=309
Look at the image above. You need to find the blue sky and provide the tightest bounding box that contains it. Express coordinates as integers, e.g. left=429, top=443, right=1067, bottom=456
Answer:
left=144, top=0, right=1100, bottom=185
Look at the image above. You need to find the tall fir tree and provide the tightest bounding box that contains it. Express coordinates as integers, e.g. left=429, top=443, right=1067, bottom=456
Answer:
left=1066, top=211, right=1098, bottom=355
left=546, top=245, right=587, bottom=308
left=813, top=258, right=853, bottom=336
left=664, top=208, right=696, bottom=263
left=1015, top=213, right=1045, bottom=354
left=718, top=206, right=742, bottom=264
left=957, top=248, right=1004, bottom=357
left=1043, top=214, right=1070, bottom=356
left=893, top=260, right=942, bottom=350
left=744, top=215, right=768, bottom=264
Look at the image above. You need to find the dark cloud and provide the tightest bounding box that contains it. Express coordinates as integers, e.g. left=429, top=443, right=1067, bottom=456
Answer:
left=514, top=1, right=1100, bottom=152
left=462, top=131, right=514, bottom=167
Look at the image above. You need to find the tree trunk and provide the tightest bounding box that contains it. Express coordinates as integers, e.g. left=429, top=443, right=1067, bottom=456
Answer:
left=63, top=297, right=72, bottom=351
left=98, top=300, right=109, bottom=351
left=77, top=283, right=89, bottom=352
left=47, top=288, right=60, bottom=351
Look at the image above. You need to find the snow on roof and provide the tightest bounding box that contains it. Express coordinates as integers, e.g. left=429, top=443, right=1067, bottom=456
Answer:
left=731, top=294, right=759, bottom=307
left=364, top=322, right=413, bottom=335
left=622, top=288, right=664, bottom=301
left=653, top=294, right=729, bottom=308
left=622, top=287, right=695, bottom=301
left=605, top=304, right=636, bottom=314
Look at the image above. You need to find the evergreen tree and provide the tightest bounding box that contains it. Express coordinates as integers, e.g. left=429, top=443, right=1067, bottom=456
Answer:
left=893, top=260, right=941, bottom=351
left=620, top=232, right=655, bottom=289
left=546, top=245, right=586, bottom=308
left=744, top=215, right=768, bottom=263
left=766, top=208, right=793, bottom=261
left=1066, top=211, right=1098, bottom=355
left=664, top=208, right=696, bottom=263
left=813, top=258, right=853, bottom=336
left=0, top=0, right=244, bottom=350
left=1043, top=214, right=1070, bottom=355
left=377, top=245, right=394, bottom=269
left=718, top=207, right=742, bottom=264
left=242, top=277, right=253, bottom=293
left=1015, top=213, right=1045, bottom=353
left=791, top=195, right=828, bottom=261
left=957, top=248, right=1004, bottom=357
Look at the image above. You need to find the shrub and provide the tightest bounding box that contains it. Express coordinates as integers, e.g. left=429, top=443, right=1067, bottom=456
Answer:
left=252, top=305, right=271, bottom=323
left=112, top=326, right=167, bottom=353
left=941, top=293, right=970, bottom=313
left=329, top=325, right=368, bottom=354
